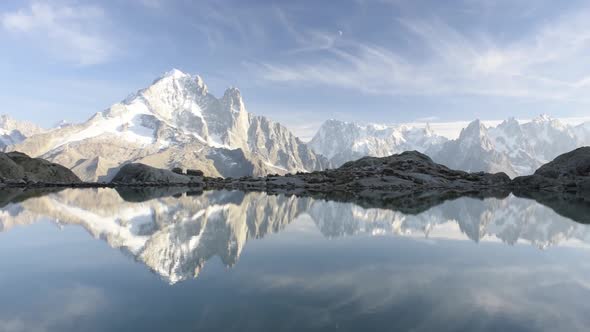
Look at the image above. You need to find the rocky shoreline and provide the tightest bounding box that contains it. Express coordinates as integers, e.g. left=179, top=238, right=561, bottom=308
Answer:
left=0, top=148, right=588, bottom=199
left=202, top=151, right=512, bottom=193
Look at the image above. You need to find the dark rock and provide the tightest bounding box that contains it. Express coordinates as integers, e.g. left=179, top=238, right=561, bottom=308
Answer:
left=186, top=169, right=204, bottom=176
left=512, top=147, right=590, bottom=192
left=0, top=151, right=81, bottom=184
left=535, top=147, right=590, bottom=178
left=171, top=167, right=184, bottom=175
left=111, top=163, right=202, bottom=185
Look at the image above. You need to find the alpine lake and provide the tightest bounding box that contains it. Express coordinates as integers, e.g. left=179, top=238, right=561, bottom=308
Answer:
left=1, top=187, right=590, bottom=331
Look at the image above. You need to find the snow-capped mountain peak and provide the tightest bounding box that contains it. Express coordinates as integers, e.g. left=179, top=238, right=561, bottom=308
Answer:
left=431, top=119, right=517, bottom=176
left=457, top=119, right=495, bottom=151
left=222, top=87, right=245, bottom=113
left=10, top=69, right=328, bottom=181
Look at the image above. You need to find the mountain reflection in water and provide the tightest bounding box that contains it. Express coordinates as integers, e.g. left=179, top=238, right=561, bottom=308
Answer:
left=0, top=188, right=589, bottom=284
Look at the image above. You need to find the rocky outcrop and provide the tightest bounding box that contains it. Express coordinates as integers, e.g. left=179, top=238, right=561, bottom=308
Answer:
left=111, top=163, right=203, bottom=186
left=512, top=147, right=590, bottom=192
left=204, top=151, right=512, bottom=196
left=0, top=151, right=81, bottom=184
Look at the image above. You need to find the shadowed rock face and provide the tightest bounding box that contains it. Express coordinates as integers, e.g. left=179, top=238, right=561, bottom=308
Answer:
left=513, top=147, right=590, bottom=192
left=0, top=151, right=81, bottom=183
left=535, top=147, right=590, bottom=178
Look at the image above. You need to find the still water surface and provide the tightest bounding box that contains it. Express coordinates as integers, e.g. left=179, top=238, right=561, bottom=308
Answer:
left=1, top=188, right=590, bottom=331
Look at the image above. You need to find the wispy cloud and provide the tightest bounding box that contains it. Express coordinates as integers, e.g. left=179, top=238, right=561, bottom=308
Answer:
left=254, top=4, right=590, bottom=103
left=1, top=2, right=116, bottom=65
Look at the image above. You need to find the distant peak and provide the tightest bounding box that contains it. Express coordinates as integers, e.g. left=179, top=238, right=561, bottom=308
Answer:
left=195, top=75, right=206, bottom=90
left=0, top=114, right=11, bottom=125
left=224, top=86, right=240, bottom=94
left=53, top=120, right=72, bottom=129
left=223, top=87, right=241, bottom=101
left=147, top=69, right=208, bottom=95
left=499, top=117, right=520, bottom=127
left=162, top=68, right=188, bottom=79
left=466, top=119, right=483, bottom=128
left=459, top=119, right=487, bottom=139
left=222, top=87, right=245, bottom=112
left=324, top=119, right=349, bottom=126
left=534, top=113, right=553, bottom=122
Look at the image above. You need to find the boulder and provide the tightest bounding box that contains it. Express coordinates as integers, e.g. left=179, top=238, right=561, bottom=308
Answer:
left=186, top=169, right=204, bottom=176
left=171, top=167, right=184, bottom=175
left=512, top=147, right=590, bottom=192
left=111, top=163, right=198, bottom=185
left=535, top=147, right=590, bottom=178
left=0, top=151, right=81, bottom=183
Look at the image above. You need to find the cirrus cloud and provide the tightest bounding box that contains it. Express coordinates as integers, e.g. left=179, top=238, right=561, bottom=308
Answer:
left=255, top=5, right=590, bottom=103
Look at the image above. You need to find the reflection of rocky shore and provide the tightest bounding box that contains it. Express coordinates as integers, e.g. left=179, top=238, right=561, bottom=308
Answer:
left=0, top=188, right=590, bottom=284
left=512, top=190, right=590, bottom=224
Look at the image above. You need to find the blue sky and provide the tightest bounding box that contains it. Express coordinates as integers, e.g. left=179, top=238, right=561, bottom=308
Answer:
left=1, top=0, right=590, bottom=138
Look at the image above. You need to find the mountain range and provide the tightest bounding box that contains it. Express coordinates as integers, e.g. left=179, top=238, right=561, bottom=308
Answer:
left=3, top=69, right=590, bottom=180
left=310, top=115, right=590, bottom=178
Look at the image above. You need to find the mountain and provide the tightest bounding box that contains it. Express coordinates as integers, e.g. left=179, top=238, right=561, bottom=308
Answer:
left=308, top=120, right=447, bottom=167
left=309, top=115, right=590, bottom=177
left=430, top=119, right=518, bottom=177
left=0, top=115, right=44, bottom=149
left=431, top=115, right=588, bottom=177
left=10, top=69, right=328, bottom=181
